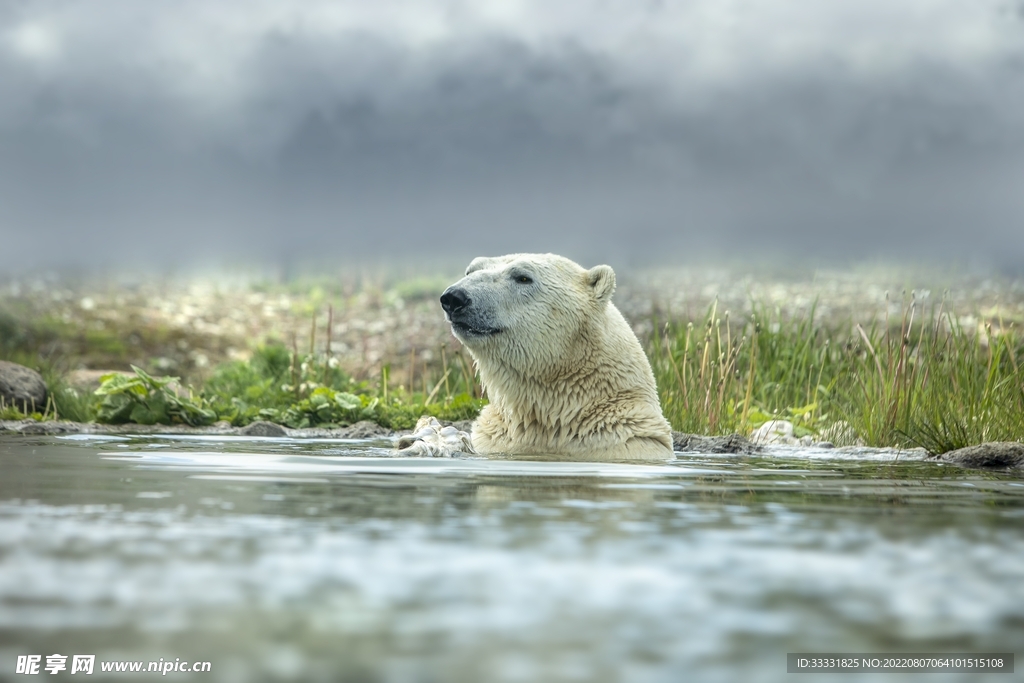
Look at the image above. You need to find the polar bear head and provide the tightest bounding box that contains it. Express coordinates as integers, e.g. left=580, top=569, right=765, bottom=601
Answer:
left=440, top=253, right=616, bottom=371
left=438, top=253, right=672, bottom=460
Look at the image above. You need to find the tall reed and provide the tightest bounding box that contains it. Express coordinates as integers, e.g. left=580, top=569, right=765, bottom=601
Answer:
left=649, top=297, right=1024, bottom=452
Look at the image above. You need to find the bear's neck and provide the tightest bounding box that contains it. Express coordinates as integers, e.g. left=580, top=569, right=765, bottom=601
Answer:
left=476, top=308, right=643, bottom=430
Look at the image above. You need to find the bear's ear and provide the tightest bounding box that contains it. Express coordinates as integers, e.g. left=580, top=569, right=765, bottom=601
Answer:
left=466, top=257, right=497, bottom=275
left=586, top=265, right=616, bottom=303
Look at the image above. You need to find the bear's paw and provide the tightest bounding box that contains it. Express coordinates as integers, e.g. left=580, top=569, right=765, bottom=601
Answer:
left=395, top=416, right=475, bottom=458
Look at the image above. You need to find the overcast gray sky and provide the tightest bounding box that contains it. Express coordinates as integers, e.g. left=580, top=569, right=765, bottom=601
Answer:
left=2, top=0, right=1023, bottom=272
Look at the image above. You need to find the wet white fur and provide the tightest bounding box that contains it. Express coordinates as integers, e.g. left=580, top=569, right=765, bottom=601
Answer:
left=451, top=253, right=672, bottom=461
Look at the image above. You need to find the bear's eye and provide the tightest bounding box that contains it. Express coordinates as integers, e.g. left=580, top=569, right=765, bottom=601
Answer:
left=514, top=274, right=533, bottom=285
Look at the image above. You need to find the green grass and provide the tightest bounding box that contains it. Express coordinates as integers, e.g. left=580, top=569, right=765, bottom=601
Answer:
left=5, top=293, right=1023, bottom=453
left=1, top=301, right=485, bottom=431
left=649, top=297, right=1024, bottom=453
left=76, top=342, right=485, bottom=431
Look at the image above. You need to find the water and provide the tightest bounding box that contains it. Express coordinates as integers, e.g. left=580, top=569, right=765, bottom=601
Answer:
left=1, top=434, right=1021, bottom=682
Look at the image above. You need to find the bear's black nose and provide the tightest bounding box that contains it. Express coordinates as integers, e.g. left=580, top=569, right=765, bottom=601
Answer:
left=440, top=287, right=471, bottom=315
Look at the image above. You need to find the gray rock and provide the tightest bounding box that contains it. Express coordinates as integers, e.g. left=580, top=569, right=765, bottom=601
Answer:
left=0, top=361, right=48, bottom=413
left=749, top=419, right=795, bottom=445
left=672, top=432, right=761, bottom=455
left=342, top=420, right=391, bottom=439
left=15, top=420, right=85, bottom=435
left=0, top=419, right=86, bottom=435
left=239, top=420, right=288, bottom=437
left=934, top=442, right=1024, bottom=470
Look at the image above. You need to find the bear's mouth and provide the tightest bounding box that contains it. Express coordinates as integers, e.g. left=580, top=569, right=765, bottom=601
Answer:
left=450, top=320, right=503, bottom=338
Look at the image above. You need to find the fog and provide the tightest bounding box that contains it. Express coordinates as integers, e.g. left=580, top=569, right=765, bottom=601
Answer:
left=2, top=1, right=1024, bottom=272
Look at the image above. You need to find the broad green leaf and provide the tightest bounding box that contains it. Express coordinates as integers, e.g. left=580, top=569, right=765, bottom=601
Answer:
left=130, top=365, right=177, bottom=390
left=94, top=373, right=146, bottom=396
left=334, top=392, right=361, bottom=411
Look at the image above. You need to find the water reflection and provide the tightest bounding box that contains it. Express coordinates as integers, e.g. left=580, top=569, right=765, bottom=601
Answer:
left=1, top=435, right=1021, bottom=682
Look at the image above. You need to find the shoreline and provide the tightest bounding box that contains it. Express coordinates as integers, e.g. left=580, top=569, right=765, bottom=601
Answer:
left=0, top=418, right=397, bottom=439
left=4, top=418, right=1021, bottom=472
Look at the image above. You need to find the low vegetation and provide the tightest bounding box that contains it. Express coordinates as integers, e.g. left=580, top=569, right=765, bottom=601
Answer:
left=4, top=292, right=1023, bottom=454
left=2, top=342, right=483, bottom=432
left=649, top=296, right=1024, bottom=452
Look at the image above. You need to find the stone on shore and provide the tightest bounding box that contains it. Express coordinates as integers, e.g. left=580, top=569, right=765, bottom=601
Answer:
left=935, top=442, right=1024, bottom=470
left=0, top=419, right=85, bottom=435
left=239, top=420, right=289, bottom=437
left=749, top=419, right=794, bottom=445
left=343, top=420, right=391, bottom=439
left=673, top=432, right=761, bottom=454
left=0, top=361, right=48, bottom=413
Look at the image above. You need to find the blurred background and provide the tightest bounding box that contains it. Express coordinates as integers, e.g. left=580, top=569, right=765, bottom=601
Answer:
left=1, top=0, right=1023, bottom=273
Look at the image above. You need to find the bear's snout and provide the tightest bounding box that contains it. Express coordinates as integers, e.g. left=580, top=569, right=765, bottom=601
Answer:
left=440, top=287, right=471, bottom=316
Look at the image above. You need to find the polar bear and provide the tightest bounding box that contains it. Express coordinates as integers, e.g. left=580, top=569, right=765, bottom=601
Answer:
left=399, top=253, right=673, bottom=461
